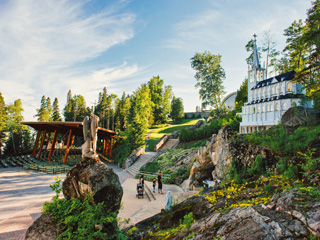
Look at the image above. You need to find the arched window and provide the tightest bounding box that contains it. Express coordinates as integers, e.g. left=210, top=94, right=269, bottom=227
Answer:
left=262, top=105, right=265, bottom=112
left=270, top=104, right=274, bottom=111
left=287, top=82, right=292, bottom=92
left=253, top=107, right=256, bottom=113
left=281, top=83, right=285, bottom=93
left=275, top=103, right=279, bottom=111
left=292, top=101, right=297, bottom=107
left=282, top=102, right=287, bottom=110
left=257, top=106, right=260, bottom=113
left=272, top=85, right=276, bottom=95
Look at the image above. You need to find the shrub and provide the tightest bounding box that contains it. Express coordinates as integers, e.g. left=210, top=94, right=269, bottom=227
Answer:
left=249, top=154, right=266, bottom=176
left=284, top=163, right=298, bottom=179
left=43, top=177, right=127, bottom=240
left=276, top=158, right=288, bottom=174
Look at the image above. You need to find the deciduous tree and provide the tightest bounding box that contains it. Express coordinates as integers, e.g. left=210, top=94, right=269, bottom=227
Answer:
left=191, top=51, right=226, bottom=109
left=170, top=97, right=184, bottom=122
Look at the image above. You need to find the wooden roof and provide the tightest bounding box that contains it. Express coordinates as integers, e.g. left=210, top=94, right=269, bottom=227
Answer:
left=22, top=121, right=118, bottom=138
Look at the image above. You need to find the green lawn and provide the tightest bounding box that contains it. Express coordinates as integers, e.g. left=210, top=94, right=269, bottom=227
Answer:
left=147, top=118, right=204, bottom=151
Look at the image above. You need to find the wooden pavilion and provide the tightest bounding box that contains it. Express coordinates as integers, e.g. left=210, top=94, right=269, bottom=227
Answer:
left=22, top=122, right=118, bottom=165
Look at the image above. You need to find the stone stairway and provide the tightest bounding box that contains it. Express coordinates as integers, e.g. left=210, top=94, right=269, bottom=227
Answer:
left=126, top=152, right=157, bottom=177
left=159, top=139, right=179, bottom=151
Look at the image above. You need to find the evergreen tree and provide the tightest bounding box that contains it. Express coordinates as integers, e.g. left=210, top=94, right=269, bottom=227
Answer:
left=52, top=98, right=62, bottom=122
left=117, top=92, right=131, bottom=131
left=64, top=90, right=74, bottom=121
left=95, top=87, right=112, bottom=128
left=127, top=84, right=153, bottom=151
left=35, top=95, right=50, bottom=121
left=191, top=51, right=226, bottom=109
left=170, top=97, right=184, bottom=122
left=46, top=97, right=53, bottom=121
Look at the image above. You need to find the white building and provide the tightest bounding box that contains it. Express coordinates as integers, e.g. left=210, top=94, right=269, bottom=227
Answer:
left=239, top=34, right=313, bottom=134
left=222, top=92, right=237, bottom=110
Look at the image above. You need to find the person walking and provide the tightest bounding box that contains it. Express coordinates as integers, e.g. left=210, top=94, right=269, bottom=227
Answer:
left=158, top=172, right=163, bottom=194
left=140, top=174, right=145, bottom=193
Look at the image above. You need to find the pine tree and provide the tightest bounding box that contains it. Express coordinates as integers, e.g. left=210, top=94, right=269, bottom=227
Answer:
left=46, top=97, right=53, bottom=122
left=52, top=98, right=62, bottom=122
left=64, top=90, right=74, bottom=121
left=35, top=96, right=50, bottom=121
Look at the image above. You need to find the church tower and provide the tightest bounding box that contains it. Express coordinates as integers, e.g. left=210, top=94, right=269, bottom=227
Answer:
left=248, top=34, right=265, bottom=101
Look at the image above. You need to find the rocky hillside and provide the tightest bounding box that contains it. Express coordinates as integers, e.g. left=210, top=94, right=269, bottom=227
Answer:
left=126, top=124, right=320, bottom=239
left=126, top=175, right=320, bottom=239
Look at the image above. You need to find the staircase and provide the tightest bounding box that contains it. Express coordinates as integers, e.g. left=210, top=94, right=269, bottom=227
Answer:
left=159, top=139, right=179, bottom=151
left=126, top=152, right=157, bottom=177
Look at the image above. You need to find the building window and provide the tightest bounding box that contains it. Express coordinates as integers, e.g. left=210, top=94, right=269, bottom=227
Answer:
left=253, top=107, right=256, bottom=113
left=282, top=102, right=287, bottom=110
left=275, top=103, right=279, bottom=111
left=287, top=82, right=292, bottom=92
left=257, top=106, right=260, bottom=113
left=270, top=104, right=274, bottom=111
left=272, top=85, right=276, bottom=95
left=281, top=83, right=285, bottom=93
left=262, top=105, right=265, bottom=112
left=276, top=85, right=279, bottom=93
left=292, top=101, right=297, bottom=107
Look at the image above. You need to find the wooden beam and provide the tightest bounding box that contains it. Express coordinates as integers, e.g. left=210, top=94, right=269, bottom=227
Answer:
left=48, top=130, right=57, bottom=162
left=32, top=130, right=41, bottom=157
left=109, top=136, right=113, bottom=156
left=71, top=135, right=75, bottom=147
left=63, top=130, right=72, bottom=165
left=105, top=138, right=110, bottom=156
left=102, top=138, right=106, bottom=154
left=37, top=129, right=47, bottom=160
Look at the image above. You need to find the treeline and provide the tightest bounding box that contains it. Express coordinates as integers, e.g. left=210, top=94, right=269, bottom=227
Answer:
left=0, top=75, right=185, bottom=157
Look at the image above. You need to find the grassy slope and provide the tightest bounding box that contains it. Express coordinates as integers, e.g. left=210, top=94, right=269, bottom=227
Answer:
left=147, top=118, right=204, bottom=151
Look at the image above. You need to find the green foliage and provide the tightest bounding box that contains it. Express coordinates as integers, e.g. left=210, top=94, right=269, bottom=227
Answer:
left=148, top=76, right=173, bottom=125
left=284, top=163, right=298, bottom=180
left=191, top=51, right=226, bottom=109
left=234, top=78, right=248, bottom=113
left=249, top=154, right=266, bottom=176
left=242, top=125, right=320, bottom=155
left=64, top=90, right=91, bottom=122
left=179, top=114, right=240, bottom=142
left=170, top=97, right=184, bottom=122
left=52, top=97, right=62, bottom=122
left=35, top=95, right=52, bottom=121
left=182, top=212, right=194, bottom=232
left=43, top=177, right=127, bottom=240
left=276, top=158, right=288, bottom=174
left=264, top=184, right=274, bottom=194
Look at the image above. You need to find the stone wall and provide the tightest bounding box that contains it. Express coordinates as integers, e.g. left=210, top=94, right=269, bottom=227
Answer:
left=154, top=135, right=170, bottom=152
left=123, top=148, right=145, bottom=169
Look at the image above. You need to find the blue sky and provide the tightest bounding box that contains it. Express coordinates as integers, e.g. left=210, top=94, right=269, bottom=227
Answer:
left=0, top=0, right=312, bottom=120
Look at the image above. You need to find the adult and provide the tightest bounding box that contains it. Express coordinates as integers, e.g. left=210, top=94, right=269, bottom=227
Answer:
left=158, top=172, right=163, bottom=194
left=140, top=175, right=144, bottom=192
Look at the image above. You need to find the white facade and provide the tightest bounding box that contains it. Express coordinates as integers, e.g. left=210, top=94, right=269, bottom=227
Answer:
left=239, top=36, right=313, bottom=134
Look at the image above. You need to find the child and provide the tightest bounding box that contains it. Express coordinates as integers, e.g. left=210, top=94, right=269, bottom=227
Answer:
left=153, top=178, right=156, bottom=193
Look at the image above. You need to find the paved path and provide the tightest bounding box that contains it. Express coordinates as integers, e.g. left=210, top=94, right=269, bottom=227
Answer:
left=0, top=163, right=132, bottom=240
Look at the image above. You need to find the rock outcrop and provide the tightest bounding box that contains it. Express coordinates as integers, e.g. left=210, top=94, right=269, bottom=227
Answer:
left=25, top=213, right=61, bottom=240
left=281, top=106, right=320, bottom=128
left=62, top=157, right=123, bottom=214
left=126, top=189, right=320, bottom=239
left=188, top=125, right=279, bottom=188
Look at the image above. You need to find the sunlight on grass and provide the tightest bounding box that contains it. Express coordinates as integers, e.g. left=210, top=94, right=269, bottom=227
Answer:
left=147, top=118, right=203, bottom=151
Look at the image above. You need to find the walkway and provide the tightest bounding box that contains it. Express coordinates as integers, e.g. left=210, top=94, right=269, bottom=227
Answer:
left=0, top=163, right=132, bottom=240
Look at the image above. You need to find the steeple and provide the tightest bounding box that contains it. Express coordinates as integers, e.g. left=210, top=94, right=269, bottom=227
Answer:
left=252, top=33, right=261, bottom=69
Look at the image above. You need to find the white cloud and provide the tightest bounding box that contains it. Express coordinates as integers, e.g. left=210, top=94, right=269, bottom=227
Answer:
left=0, top=0, right=137, bottom=120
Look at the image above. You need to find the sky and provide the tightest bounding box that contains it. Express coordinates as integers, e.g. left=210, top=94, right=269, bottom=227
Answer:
left=0, top=0, right=313, bottom=121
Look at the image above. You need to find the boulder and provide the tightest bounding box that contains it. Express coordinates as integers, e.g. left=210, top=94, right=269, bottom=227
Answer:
left=281, top=106, right=320, bottom=128
left=25, top=213, right=61, bottom=240
left=62, top=157, right=123, bottom=214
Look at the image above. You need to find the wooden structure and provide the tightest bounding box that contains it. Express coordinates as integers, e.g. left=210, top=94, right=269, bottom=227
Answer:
left=22, top=122, right=117, bottom=165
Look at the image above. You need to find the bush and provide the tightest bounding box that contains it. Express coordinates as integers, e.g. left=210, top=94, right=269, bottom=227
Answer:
left=284, top=163, right=298, bottom=179
left=276, top=158, right=288, bottom=174
left=249, top=154, right=266, bottom=176
left=43, top=177, right=127, bottom=240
